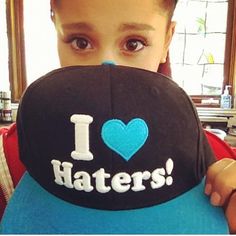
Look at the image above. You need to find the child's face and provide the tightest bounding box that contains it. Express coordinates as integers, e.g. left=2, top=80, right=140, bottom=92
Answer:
left=53, top=0, right=175, bottom=72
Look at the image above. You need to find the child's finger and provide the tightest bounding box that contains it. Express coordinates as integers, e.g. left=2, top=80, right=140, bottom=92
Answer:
left=205, top=158, right=236, bottom=206
left=205, top=158, right=234, bottom=195
left=225, top=191, right=236, bottom=234
left=210, top=162, right=236, bottom=206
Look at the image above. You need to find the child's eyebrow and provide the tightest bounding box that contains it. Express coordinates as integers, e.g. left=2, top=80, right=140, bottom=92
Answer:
left=118, top=23, right=156, bottom=32
left=60, top=22, right=156, bottom=32
left=61, top=22, right=95, bottom=31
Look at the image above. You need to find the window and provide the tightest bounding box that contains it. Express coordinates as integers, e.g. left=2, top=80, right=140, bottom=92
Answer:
left=24, top=0, right=59, bottom=85
left=170, top=0, right=236, bottom=107
left=170, top=0, right=228, bottom=95
left=2, top=0, right=236, bottom=105
left=1, top=0, right=59, bottom=102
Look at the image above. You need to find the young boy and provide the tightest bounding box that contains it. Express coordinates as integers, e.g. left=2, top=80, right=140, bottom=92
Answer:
left=1, top=0, right=236, bottom=233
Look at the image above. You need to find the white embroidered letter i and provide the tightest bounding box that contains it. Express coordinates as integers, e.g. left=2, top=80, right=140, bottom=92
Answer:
left=70, top=114, right=93, bottom=160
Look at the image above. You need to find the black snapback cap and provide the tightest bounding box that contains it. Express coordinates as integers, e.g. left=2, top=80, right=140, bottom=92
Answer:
left=1, top=65, right=228, bottom=234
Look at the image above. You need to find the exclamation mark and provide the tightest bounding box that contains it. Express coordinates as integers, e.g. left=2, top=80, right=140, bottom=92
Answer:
left=166, top=158, right=174, bottom=186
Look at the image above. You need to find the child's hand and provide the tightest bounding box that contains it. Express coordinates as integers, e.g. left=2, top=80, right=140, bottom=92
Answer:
left=205, top=158, right=236, bottom=233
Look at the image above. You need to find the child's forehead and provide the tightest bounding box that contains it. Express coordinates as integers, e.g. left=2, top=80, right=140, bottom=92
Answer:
left=53, top=0, right=172, bottom=23
left=53, top=0, right=171, bottom=12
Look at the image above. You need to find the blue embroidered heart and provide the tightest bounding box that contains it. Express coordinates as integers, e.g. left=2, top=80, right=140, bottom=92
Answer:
left=101, top=118, right=149, bottom=161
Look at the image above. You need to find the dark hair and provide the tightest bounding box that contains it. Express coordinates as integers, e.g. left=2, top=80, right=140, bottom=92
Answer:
left=158, top=0, right=178, bottom=18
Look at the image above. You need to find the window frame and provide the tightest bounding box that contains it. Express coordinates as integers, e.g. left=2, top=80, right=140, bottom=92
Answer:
left=6, top=0, right=26, bottom=102
left=224, top=0, right=236, bottom=94
left=6, top=0, right=236, bottom=105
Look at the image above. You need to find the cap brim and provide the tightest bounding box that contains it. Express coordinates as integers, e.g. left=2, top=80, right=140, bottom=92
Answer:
left=1, top=172, right=228, bottom=234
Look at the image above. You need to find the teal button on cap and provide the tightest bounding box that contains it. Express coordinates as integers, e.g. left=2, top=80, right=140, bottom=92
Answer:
left=102, top=61, right=116, bottom=65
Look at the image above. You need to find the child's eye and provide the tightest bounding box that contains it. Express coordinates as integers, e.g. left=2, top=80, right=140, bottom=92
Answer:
left=71, top=37, right=93, bottom=50
left=124, top=39, right=146, bottom=52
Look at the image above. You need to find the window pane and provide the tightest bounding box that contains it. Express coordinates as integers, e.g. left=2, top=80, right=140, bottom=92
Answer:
left=0, top=0, right=10, bottom=91
left=24, top=0, right=60, bottom=85
left=170, top=0, right=228, bottom=96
